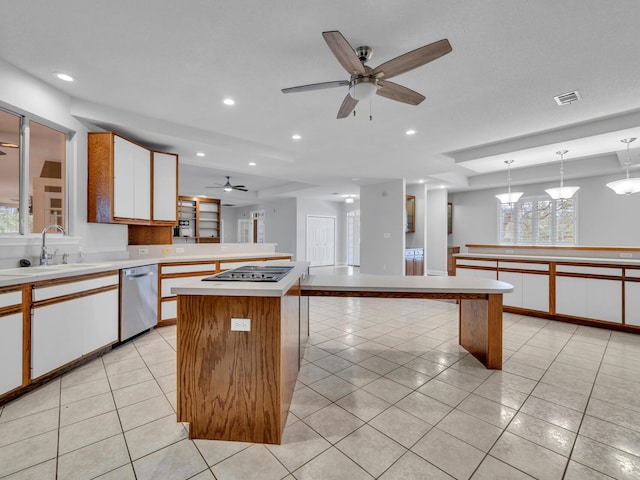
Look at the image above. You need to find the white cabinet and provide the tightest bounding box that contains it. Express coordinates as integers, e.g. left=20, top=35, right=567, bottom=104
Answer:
left=152, top=152, right=178, bottom=222
left=31, top=276, right=119, bottom=379
left=0, top=289, right=23, bottom=395
left=556, top=274, right=622, bottom=323
left=498, top=262, right=549, bottom=312
left=114, top=135, right=150, bottom=220
left=626, top=281, right=640, bottom=326
left=454, top=259, right=497, bottom=279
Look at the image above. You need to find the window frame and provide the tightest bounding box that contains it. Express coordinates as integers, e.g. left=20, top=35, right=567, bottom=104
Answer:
left=0, top=104, right=73, bottom=237
left=497, top=194, right=578, bottom=245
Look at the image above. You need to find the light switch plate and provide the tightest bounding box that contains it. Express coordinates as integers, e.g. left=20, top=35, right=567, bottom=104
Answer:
left=231, top=318, right=251, bottom=331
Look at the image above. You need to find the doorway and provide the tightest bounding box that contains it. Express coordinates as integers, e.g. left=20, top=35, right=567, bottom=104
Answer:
left=306, top=215, right=336, bottom=266
left=346, top=209, right=360, bottom=266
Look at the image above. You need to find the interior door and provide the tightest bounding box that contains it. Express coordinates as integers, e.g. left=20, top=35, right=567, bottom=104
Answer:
left=306, top=215, right=336, bottom=266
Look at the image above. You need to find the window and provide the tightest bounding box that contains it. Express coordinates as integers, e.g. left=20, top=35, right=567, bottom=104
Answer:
left=498, top=196, right=577, bottom=245
left=0, top=108, right=67, bottom=234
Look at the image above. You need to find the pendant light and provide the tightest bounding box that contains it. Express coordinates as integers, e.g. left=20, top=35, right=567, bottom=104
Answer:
left=545, top=150, right=580, bottom=199
left=495, top=160, right=524, bottom=203
left=606, top=138, right=640, bottom=195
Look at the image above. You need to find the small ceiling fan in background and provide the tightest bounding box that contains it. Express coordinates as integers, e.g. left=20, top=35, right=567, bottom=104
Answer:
left=282, top=31, right=452, bottom=119
left=206, top=176, right=248, bottom=192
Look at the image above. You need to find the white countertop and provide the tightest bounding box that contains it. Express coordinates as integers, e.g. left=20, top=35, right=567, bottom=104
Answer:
left=0, top=252, right=293, bottom=288
left=171, top=261, right=309, bottom=297
left=302, top=274, right=513, bottom=294
left=455, top=253, right=640, bottom=267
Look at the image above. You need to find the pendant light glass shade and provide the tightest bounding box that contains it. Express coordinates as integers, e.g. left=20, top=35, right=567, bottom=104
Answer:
left=495, top=160, right=523, bottom=203
left=606, top=138, right=640, bottom=195
left=545, top=150, right=580, bottom=199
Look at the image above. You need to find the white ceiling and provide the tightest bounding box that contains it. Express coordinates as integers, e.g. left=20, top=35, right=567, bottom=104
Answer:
left=2, top=0, right=640, bottom=204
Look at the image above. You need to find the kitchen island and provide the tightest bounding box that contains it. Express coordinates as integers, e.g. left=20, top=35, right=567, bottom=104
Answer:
left=172, top=262, right=309, bottom=444
left=174, top=267, right=511, bottom=444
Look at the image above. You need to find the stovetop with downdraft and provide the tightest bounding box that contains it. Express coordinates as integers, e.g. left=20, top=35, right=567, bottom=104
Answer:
left=202, top=265, right=294, bottom=282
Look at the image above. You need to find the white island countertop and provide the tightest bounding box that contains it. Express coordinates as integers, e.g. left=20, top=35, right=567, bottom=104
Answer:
left=171, top=261, right=310, bottom=297
left=302, top=273, right=513, bottom=294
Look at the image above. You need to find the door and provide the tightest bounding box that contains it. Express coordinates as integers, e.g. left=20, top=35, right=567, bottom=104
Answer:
left=237, top=219, right=252, bottom=243
left=306, top=215, right=336, bottom=266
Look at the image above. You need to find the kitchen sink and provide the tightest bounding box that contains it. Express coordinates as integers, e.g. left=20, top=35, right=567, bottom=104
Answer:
left=202, top=265, right=294, bottom=282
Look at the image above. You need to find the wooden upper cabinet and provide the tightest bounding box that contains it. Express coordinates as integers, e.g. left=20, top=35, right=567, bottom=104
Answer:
left=406, top=195, right=416, bottom=233
left=88, top=132, right=178, bottom=225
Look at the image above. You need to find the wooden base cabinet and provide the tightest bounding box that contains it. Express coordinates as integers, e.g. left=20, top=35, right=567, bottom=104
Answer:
left=177, top=285, right=301, bottom=444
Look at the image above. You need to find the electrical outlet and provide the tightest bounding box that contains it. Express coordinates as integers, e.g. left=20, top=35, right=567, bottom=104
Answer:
left=506, top=249, right=514, bottom=254
left=620, top=252, right=633, bottom=258
left=138, top=248, right=148, bottom=255
left=162, top=247, right=171, bottom=254
left=231, top=318, right=251, bottom=331
left=221, top=246, right=229, bottom=252
left=175, top=247, right=185, bottom=253
left=383, top=233, right=391, bottom=238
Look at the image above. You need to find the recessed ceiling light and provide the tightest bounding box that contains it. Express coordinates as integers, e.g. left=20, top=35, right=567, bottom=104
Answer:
left=440, top=185, right=446, bottom=189
left=406, top=129, right=416, bottom=135
left=248, top=162, right=256, bottom=166
left=291, top=134, right=302, bottom=140
left=54, top=72, right=75, bottom=82
left=223, top=98, right=235, bottom=106
left=195, top=152, right=206, bottom=157
left=418, top=179, right=425, bottom=184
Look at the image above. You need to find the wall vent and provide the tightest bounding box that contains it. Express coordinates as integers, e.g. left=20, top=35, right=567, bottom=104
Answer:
left=554, top=90, right=581, bottom=106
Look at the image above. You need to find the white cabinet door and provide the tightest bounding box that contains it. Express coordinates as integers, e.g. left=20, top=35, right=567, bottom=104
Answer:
left=82, top=289, right=119, bottom=354
left=113, top=136, right=150, bottom=221
left=586, top=278, right=622, bottom=323
left=498, top=271, right=522, bottom=307
left=133, top=143, right=151, bottom=220
left=32, top=302, right=83, bottom=379
left=0, top=312, right=23, bottom=394
left=113, top=136, right=135, bottom=219
left=32, top=289, right=119, bottom=379
left=522, top=273, right=549, bottom=312
left=153, top=152, right=177, bottom=222
left=626, top=282, right=640, bottom=326
left=556, top=276, right=587, bottom=318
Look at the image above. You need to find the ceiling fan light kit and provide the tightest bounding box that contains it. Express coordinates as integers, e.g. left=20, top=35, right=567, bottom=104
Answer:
left=496, top=160, right=524, bottom=204
left=606, top=138, right=640, bottom=195
left=281, top=31, right=452, bottom=119
left=545, top=150, right=580, bottom=200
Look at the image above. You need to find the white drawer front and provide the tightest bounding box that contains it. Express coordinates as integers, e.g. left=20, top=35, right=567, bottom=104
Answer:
left=161, top=275, right=210, bottom=298
left=33, top=274, right=119, bottom=302
left=626, top=269, right=640, bottom=279
left=0, top=290, right=22, bottom=309
left=455, top=259, right=497, bottom=268
left=498, top=261, right=549, bottom=272
left=556, top=265, right=622, bottom=277
left=161, top=263, right=217, bottom=275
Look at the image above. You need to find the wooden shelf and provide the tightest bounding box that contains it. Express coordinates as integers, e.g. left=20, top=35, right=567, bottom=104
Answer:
left=175, top=196, right=221, bottom=244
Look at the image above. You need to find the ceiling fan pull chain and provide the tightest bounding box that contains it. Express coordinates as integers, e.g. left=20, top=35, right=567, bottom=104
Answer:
left=369, top=97, right=373, bottom=121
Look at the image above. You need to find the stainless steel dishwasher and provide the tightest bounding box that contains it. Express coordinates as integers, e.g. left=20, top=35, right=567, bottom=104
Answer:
left=120, top=264, right=158, bottom=342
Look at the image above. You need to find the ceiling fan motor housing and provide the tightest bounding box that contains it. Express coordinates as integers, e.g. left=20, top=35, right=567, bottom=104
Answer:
left=355, top=46, right=373, bottom=63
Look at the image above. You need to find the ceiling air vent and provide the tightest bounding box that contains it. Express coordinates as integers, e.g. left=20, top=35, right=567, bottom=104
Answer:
left=554, top=90, right=581, bottom=106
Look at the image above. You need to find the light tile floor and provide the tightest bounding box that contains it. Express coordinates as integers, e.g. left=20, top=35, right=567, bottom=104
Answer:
left=2, top=281, right=640, bottom=478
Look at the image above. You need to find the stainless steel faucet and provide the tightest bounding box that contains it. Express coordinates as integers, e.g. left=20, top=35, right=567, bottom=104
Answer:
left=40, top=225, right=65, bottom=266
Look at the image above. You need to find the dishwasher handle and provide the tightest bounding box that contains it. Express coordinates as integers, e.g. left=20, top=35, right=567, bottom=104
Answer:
left=123, top=266, right=156, bottom=278
left=126, top=272, right=154, bottom=279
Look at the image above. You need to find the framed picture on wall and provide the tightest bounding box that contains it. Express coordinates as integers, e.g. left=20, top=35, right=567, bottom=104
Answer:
left=447, top=202, right=453, bottom=235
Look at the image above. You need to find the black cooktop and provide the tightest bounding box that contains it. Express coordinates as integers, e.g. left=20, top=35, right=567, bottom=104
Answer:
left=202, top=265, right=294, bottom=282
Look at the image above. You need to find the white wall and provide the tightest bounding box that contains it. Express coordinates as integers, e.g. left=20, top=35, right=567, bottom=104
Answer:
left=360, top=180, right=405, bottom=275
left=0, top=59, right=127, bottom=267
left=226, top=197, right=297, bottom=257
left=296, top=197, right=345, bottom=264
left=427, top=188, right=448, bottom=275
left=449, top=174, right=640, bottom=250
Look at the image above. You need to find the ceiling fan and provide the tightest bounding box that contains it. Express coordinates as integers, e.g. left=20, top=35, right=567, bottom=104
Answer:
left=282, top=31, right=452, bottom=119
left=206, top=176, right=248, bottom=192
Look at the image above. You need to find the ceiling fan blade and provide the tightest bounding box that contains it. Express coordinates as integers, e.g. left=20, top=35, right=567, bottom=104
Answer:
left=322, top=31, right=366, bottom=76
left=233, top=187, right=248, bottom=192
left=376, top=80, right=425, bottom=105
left=282, top=80, right=349, bottom=94
left=373, top=39, right=452, bottom=80
left=337, top=93, right=358, bottom=119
